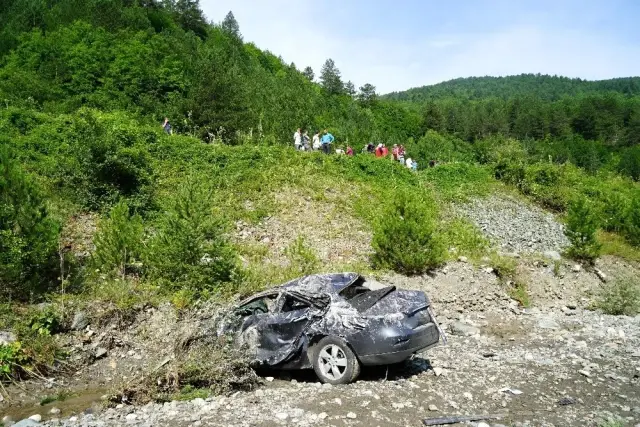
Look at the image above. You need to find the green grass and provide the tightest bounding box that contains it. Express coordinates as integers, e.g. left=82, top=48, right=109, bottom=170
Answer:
left=598, top=230, right=640, bottom=262
left=508, top=281, right=531, bottom=308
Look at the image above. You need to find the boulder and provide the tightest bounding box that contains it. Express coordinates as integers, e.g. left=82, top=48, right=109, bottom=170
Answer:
left=71, top=311, right=89, bottom=331
left=449, top=321, right=480, bottom=337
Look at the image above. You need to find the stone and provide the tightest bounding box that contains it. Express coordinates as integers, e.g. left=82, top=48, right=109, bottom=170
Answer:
left=28, top=415, right=42, bottom=423
left=458, top=256, right=468, bottom=263
left=477, top=423, right=491, bottom=427
left=321, top=383, right=333, bottom=390
left=578, top=370, right=591, bottom=377
left=192, top=398, right=205, bottom=406
left=125, top=413, right=137, bottom=421
left=318, top=412, right=328, bottom=419
left=12, top=420, right=41, bottom=427
left=265, top=376, right=274, bottom=382
left=69, top=416, right=78, bottom=422
left=537, top=317, right=560, bottom=330
left=49, top=407, right=61, bottom=415
left=334, top=398, right=342, bottom=405
left=71, top=311, right=89, bottom=331
left=544, top=250, right=562, bottom=261
left=463, top=392, right=473, bottom=400
left=95, top=347, right=108, bottom=359
left=275, top=413, right=289, bottom=420
left=428, top=404, right=438, bottom=411
left=0, top=331, right=16, bottom=345
left=572, top=264, right=582, bottom=273
left=449, top=321, right=480, bottom=337
left=346, top=412, right=357, bottom=419
left=433, top=367, right=443, bottom=377
left=595, top=269, right=607, bottom=282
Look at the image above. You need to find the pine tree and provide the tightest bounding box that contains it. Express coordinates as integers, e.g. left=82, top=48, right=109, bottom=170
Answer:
left=565, top=196, right=601, bottom=262
left=345, top=81, right=356, bottom=97
left=357, top=83, right=378, bottom=107
left=302, top=66, right=314, bottom=81
left=221, top=11, right=242, bottom=40
left=319, top=59, right=344, bottom=95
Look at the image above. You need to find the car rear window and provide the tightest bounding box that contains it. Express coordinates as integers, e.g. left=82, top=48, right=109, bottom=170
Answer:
left=340, top=279, right=396, bottom=312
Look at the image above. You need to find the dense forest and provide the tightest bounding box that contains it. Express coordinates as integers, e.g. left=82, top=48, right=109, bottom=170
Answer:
left=1, top=0, right=639, bottom=304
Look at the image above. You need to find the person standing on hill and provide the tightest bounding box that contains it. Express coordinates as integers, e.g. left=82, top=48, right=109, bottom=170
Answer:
left=312, top=131, right=321, bottom=151
left=293, top=128, right=302, bottom=150
left=320, top=129, right=334, bottom=154
left=381, top=144, right=389, bottom=157
left=162, top=117, right=172, bottom=135
left=346, top=145, right=354, bottom=156
left=392, top=144, right=399, bottom=161
left=375, top=144, right=383, bottom=157
left=302, top=130, right=311, bottom=151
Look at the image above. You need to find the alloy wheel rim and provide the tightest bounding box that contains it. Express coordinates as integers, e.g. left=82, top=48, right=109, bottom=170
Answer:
left=318, top=344, right=348, bottom=380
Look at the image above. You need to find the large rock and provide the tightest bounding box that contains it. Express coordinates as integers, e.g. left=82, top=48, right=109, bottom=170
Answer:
left=0, top=331, right=16, bottom=345
left=543, top=250, right=562, bottom=261
left=71, top=311, right=89, bottom=331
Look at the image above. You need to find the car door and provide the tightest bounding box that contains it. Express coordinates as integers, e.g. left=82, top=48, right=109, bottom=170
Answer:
left=247, top=293, right=318, bottom=366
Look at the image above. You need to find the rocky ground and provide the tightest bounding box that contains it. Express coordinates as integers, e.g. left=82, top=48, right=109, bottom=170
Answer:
left=2, top=195, right=639, bottom=427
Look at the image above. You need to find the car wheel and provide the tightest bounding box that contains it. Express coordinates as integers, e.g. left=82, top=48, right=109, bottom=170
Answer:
left=312, top=336, right=360, bottom=385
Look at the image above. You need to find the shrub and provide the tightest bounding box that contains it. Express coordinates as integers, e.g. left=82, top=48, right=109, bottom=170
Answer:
left=92, top=200, right=144, bottom=276
left=565, top=196, right=601, bottom=262
left=145, top=179, right=238, bottom=295
left=371, top=189, right=445, bottom=274
left=284, top=236, right=320, bottom=277
left=601, top=192, right=629, bottom=233
left=596, top=277, right=640, bottom=316
left=624, top=195, right=640, bottom=246
left=0, top=145, right=60, bottom=301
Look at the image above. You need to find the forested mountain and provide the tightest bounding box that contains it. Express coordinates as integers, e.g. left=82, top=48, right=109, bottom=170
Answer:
left=0, top=0, right=412, bottom=145
left=384, top=74, right=640, bottom=102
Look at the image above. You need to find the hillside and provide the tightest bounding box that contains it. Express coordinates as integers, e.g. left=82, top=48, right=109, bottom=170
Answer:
left=383, top=74, right=640, bottom=102
left=1, top=1, right=640, bottom=426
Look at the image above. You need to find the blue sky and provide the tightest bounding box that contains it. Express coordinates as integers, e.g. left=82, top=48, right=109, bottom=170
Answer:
left=200, top=1, right=640, bottom=93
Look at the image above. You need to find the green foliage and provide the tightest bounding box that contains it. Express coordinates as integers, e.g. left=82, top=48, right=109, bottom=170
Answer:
left=600, top=192, right=630, bottom=233
left=596, top=276, right=640, bottom=316
left=0, top=146, right=60, bottom=301
left=27, top=306, right=61, bottom=336
left=371, top=190, right=445, bottom=274
left=0, top=341, right=27, bottom=381
left=145, top=179, right=238, bottom=295
left=508, top=281, right=531, bottom=308
left=442, top=218, right=490, bottom=261
left=624, top=195, right=640, bottom=246
left=40, top=390, right=74, bottom=406
left=489, top=253, right=517, bottom=279
left=284, top=236, right=320, bottom=277
left=565, top=196, right=601, bottom=262
left=92, top=201, right=143, bottom=276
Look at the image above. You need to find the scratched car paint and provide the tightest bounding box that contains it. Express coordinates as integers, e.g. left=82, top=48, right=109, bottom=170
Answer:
left=217, top=273, right=445, bottom=384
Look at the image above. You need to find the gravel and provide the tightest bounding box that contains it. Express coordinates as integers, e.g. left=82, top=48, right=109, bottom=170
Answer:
left=459, top=195, right=570, bottom=254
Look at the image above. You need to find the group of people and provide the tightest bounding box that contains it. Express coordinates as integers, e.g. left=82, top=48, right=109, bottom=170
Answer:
left=293, top=128, right=338, bottom=154
left=363, top=143, right=418, bottom=170
left=292, top=128, right=422, bottom=170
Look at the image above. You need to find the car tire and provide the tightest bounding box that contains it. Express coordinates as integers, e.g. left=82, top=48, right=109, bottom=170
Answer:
left=312, top=336, right=360, bottom=385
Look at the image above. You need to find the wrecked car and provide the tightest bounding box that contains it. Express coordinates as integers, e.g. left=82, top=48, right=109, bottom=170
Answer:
left=217, top=273, right=445, bottom=384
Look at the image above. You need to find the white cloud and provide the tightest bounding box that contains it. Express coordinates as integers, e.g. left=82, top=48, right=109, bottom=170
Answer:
left=200, top=1, right=640, bottom=94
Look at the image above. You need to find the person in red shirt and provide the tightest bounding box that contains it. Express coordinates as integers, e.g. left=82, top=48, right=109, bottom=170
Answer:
left=346, top=146, right=354, bottom=156
left=381, top=144, right=389, bottom=157
left=375, top=144, right=383, bottom=157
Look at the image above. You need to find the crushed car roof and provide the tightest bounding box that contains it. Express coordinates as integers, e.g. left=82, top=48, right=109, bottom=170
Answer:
left=281, top=272, right=361, bottom=294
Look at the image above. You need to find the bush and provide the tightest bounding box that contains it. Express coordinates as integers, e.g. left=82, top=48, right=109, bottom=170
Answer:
left=371, top=190, right=445, bottom=274
left=0, top=146, right=60, bottom=301
left=565, top=196, right=601, bottom=262
left=145, top=179, right=238, bottom=295
left=624, top=195, right=640, bottom=246
left=597, top=277, right=640, bottom=315
left=284, top=236, right=320, bottom=277
left=92, top=200, right=144, bottom=276
left=601, top=192, right=629, bottom=233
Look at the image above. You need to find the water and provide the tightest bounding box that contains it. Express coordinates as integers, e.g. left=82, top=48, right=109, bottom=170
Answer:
left=1, top=388, right=108, bottom=422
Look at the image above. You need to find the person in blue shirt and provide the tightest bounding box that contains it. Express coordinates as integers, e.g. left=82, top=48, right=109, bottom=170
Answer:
left=320, top=129, right=334, bottom=154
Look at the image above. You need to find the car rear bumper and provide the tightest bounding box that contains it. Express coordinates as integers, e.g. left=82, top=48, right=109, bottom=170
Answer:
left=357, top=322, right=441, bottom=366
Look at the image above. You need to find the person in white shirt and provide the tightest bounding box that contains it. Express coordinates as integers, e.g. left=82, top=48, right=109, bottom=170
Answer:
left=312, top=131, right=321, bottom=150
left=293, top=128, right=302, bottom=150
